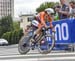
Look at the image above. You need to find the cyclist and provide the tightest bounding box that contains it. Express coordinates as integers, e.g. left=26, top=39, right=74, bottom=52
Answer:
left=32, top=8, right=54, bottom=40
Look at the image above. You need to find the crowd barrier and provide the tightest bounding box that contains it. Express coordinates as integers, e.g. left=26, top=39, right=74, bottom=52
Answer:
left=47, top=18, right=75, bottom=50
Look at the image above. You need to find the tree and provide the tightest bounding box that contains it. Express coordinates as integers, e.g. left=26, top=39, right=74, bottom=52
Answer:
left=0, top=15, right=13, bottom=37
left=1, top=29, right=23, bottom=44
left=13, top=21, right=20, bottom=30
left=36, top=2, right=59, bottom=13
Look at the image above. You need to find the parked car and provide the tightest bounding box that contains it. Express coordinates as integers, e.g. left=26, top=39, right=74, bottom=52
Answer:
left=0, top=39, right=8, bottom=46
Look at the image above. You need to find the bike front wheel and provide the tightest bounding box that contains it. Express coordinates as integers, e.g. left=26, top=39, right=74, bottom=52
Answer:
left=38, top=31, right=55, bottom=54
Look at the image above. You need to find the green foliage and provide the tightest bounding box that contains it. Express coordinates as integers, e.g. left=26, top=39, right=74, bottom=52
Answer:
left=1, top=29, right=23, bottom=44
left=0, top=15, right=24, bottom=45
left=36, top=2, right=59, bottom=13
left=0, top=16, right=13, bottom=37
left=13, top=21, right=20, bottom=30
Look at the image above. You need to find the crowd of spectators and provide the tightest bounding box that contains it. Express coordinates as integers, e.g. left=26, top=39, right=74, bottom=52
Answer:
left=28, top=0, right=75, bottom=21
left=54, top=0, right=75, bottom=20
left=69, top=1, right=75, bottom=18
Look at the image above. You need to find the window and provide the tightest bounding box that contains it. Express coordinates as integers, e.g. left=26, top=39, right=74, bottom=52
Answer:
left=20, top=18, right=23, bottom=23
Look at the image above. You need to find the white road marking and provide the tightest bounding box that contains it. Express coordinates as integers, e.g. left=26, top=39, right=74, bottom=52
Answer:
left=0, top=57, right=75, bottom=61
left=0, top=52, right=75, bottom=58
left=0, top=52, right=75, bottom=61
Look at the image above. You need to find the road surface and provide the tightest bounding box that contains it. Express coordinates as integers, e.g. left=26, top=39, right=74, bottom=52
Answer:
left=0, top=44, right=75, bottom=61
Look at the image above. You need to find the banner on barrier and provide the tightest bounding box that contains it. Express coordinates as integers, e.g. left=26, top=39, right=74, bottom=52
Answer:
left=47, top=18, right=75, bottom=44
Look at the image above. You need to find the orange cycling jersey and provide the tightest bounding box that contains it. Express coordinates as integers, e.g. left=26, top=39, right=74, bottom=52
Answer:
left=37, top=11, right=53, bottom=28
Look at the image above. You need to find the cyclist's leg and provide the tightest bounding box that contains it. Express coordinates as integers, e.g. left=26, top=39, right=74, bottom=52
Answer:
left=35, top=23, right=42, bottom=34
left=33, top=23, right=42, bottom=40
left=50, top=23, right=55, bottom=32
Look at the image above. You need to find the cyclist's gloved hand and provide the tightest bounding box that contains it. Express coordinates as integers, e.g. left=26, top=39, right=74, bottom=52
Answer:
left=45, top=25, right=48, bottom=28
left=50, top=24, right=53, bottom=29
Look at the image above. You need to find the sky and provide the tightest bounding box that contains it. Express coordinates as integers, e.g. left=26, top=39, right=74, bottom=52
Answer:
left=14, top=0, right=59, bottom=17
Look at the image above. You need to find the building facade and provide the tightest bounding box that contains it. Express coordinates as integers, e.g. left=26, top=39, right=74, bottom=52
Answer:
left=67, top=0, right=75, bottom=3
left=20, top=14, right=34, bottom=34
left=68, top=0, right=75, bottom=2
left=0, top=0, right=14, bottom=18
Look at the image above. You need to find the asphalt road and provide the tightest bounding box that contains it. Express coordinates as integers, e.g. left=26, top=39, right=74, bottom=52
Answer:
left=0, top=44, right=75, bottom=61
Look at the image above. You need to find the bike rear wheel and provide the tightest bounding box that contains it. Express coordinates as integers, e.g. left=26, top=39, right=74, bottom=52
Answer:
left=18, top=36, right=31, bottom=54
left=38, top=31, right=55, bottom=54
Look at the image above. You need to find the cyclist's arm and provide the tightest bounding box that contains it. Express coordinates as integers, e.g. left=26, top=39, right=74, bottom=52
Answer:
left=48, top=15, right=53, bottom=24
left=48, top=15, right=53, bottom=28
left=40, top=13, right=47, bottom=27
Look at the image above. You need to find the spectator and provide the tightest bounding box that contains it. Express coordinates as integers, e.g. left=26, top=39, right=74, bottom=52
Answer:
left=55, top=0, right=69, bottom=19
left=69, top=1, right=75, bottom=18
left=54, top=5, right=61, bottom=21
